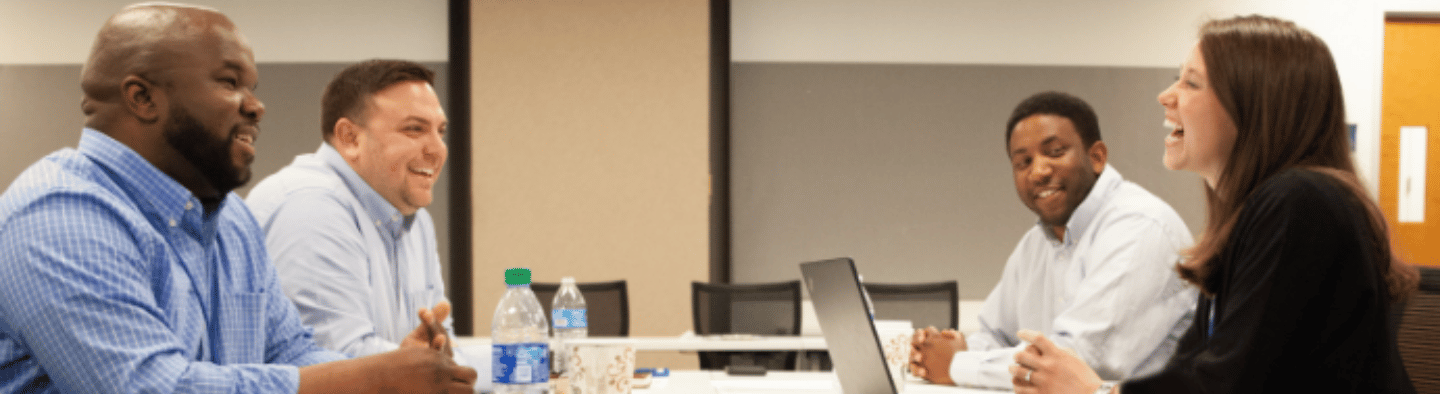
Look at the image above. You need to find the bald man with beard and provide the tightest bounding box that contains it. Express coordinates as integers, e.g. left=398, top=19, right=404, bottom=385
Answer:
left=0, top=3, right=475, bottom=393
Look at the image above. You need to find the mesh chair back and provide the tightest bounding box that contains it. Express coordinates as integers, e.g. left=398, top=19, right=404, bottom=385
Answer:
left=863, top=281, right=959, bottom=330
left=691, top=281, right=802, bottom=370
left=531, top=280, right=629, bottom=337
left=1399, top=267, right=1440, bottom=394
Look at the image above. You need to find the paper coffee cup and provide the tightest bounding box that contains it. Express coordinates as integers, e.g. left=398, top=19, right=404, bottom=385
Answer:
left=874, top=320, right=914, bottom=393
left=566, top=342, right=637, bottom=394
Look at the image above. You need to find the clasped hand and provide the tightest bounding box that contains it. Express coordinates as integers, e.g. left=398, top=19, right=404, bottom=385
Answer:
left=300, top=301, right=477, bottom=394
left=909, top=326, right=967, bottom=384
left=908, top=327, right=1108, bottom=394
left=388, top=301, right=477, bottom=393
left=402, top=301, right=455, bottom=356
left=1009, top=329, right=1104, bottom=394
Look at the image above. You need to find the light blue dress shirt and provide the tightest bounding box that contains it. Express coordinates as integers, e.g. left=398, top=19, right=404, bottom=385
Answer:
left=246, top=143, right=452, bottom=358
left=0, top=129, right=347, bottom=393
left=950, top=165, right=1198, bottom=389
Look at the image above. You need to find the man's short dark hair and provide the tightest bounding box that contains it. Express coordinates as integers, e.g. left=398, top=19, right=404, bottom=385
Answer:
left=321, top=59, right=435, bottom=142
left=1004, top=91, right=1102, bottom=149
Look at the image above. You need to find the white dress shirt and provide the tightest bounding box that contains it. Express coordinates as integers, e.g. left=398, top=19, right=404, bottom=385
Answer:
left=951, top=164, right=1197, bottom=389
left=246, top=143, right=451, bottom=357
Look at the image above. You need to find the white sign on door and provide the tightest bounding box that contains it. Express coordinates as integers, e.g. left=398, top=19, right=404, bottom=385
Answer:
left=1399, top=125, right=1427, bottom=223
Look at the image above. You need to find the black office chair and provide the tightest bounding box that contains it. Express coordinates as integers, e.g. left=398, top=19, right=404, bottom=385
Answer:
left=531, top=280, right=629, bottom=337
left=691, top=281, right=802, bottom=371
left=1398, top=267, right=1440, bottom=394
left=863, top=281, right=960, bottom=330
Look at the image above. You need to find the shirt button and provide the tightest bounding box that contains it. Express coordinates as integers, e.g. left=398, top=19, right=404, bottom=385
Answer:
left=169, top=219, right=178, bottom=227
left=184, top=201, right=193, bottom=210
left=375, top=220, right=383, bottom=226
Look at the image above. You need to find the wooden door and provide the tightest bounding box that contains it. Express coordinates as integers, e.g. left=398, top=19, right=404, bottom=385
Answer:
left=1379, top=18, right=1440, bottom=267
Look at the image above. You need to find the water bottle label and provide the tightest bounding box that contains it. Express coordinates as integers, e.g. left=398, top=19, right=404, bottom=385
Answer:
left=552, top=308, right=588, bottom=329
left=491, top=342, right=550, bottom=384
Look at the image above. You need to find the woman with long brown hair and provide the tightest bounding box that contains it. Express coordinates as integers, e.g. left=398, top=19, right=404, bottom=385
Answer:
left=1007, top=15, right=1419, bottom=394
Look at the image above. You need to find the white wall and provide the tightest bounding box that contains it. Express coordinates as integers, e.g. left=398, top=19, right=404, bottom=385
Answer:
left=733, top=0, right=1440, bottom=197
left=0, top=0, right=446, bottom=64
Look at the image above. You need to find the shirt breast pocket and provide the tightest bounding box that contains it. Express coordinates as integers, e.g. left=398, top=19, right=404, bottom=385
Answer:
left=216, top=291, right=267, bottom=364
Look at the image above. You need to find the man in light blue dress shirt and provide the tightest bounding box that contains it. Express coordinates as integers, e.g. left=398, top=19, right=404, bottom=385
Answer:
left=911, top=92, right=1197, bottom=389
left=246, top=60, right=489, bottom=389
left=0, top=4, right=474, bottom=393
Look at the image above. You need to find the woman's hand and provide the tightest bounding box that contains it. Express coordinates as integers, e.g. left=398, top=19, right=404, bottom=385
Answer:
left=1010, top=329, right=1105, bottom=394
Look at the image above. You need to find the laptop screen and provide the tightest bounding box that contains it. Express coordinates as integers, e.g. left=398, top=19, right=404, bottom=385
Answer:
left=800, top=257, right=897, bottom=394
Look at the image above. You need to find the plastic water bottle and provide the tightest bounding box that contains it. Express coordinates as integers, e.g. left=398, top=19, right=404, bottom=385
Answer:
left=492, top=268, right=550, bottom=394
left=550, top=277, right=588, bottom=377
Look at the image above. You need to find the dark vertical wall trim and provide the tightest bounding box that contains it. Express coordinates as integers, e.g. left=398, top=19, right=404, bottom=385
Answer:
left=710, top=0, right=732, bottom=284
left=447, top=0, right=474, bottom=335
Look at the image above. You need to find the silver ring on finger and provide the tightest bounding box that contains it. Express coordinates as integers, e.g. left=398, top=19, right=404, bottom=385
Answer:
left=1024, top=369, right=1034, bottom=382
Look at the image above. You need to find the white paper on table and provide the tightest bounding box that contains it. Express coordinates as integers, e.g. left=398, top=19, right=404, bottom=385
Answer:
left=711, top=379, right=834, bottom=392
left=1399, top=125, right=1428, bottom=223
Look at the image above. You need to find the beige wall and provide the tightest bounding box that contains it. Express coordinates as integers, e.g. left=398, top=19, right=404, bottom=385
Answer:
left=469, top=0, right=710, bottom=368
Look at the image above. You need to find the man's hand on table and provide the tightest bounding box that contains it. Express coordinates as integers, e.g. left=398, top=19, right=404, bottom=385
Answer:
left=910, top=326, right=967, bottom=385
left=403, top=301, right=453, bottom=357
left=371, top=346, right=478, bottom=393
left=301, top=300, right=476, bottom=394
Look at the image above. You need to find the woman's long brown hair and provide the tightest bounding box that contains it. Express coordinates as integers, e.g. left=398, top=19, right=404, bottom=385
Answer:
left=1175, top=15, right=1419, bottom=303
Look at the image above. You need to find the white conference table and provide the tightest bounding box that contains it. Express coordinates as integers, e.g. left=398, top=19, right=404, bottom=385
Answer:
left=636, top=371, right=1008, bottom=394
left=456, top=337, right=1013, bottom=393
left=453, top=335, right=828, bottom=352
left=455, top=335, right=832, bottom=370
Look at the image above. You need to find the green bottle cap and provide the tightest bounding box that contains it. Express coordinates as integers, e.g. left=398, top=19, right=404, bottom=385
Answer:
left=505, top=268, right=531, bottom=285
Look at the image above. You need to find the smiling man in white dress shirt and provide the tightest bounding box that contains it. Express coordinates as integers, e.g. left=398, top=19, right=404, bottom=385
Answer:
left=246, top=59, right=455, bottom=358
left=910, top=91, right=1198, bottom=389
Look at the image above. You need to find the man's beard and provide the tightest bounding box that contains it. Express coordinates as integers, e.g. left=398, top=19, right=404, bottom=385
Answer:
left=163, top=106, right=251, bottom=197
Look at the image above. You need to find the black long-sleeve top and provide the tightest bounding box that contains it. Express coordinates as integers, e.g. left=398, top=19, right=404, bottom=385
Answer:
left=1123, top=168, right=1414, bottom=393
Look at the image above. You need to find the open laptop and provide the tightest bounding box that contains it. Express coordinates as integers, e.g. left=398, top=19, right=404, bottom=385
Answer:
left=800, top=257, right=898, bottom=394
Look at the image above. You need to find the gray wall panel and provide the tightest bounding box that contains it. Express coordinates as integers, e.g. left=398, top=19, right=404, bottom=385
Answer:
left=0, top=65, right=86, bottom=187
left=732, top=62, right=1205, bottom=299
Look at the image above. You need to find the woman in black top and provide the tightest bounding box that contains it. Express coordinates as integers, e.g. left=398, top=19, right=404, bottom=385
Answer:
left=1008, top=15, right=1420, bottom=394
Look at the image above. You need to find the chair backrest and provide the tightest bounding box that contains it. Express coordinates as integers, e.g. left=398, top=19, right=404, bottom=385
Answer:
left=531, top=280, right=629, bottom=337
left=862, top=281, right=959, bottom=330
left=691, top=281, right=803, bottom=370
left=1399, top=267, right=1440, bottom=394
left=692, top=281, right=803, bottom=336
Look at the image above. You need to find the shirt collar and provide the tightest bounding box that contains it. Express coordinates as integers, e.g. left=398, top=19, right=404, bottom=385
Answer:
left=1041, top=163, right=1122, bottom=246
left=316, top=143, right=412, bottom=238
left=79, top=128, right=213, bottom=240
